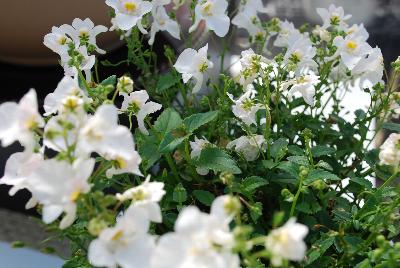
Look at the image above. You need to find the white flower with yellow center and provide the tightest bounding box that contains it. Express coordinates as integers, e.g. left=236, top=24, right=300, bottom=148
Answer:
left=189, top=0, right=230, bottom=37
left=265, top=218, right=308, bottom=267
left=106, top=0, right=152, bottom=33
left=151, top=197, right=240, bottom=268
left=117, top=76, right=134, bottom=94
left=352, top=47, right=384, bottom=87
left=27, top=158, right=95, bottom=229
left=105, top=151, right=143, bottom=178
left=43, top=26, right=72, bottom=56
left=116, top=175, right=165, bottom=222
left=281, top=74, right=320, bottom=106
left=60, top=45, right=96, bottom=81
left=228, top=87, right=264, bottom=126
left=174, top=44, right=213, bottom=93
left=227, top=135, right=265, bottom=162
left=88, top=206, right=155, bottom=268
left=283, top=35, right=317, bottom=75
left=274, top=20, right=303, bottom=47
left=379, top=133, right=400, bottom=167
left=232, top=0, right=267, bottom=38
left=190, top=136, right=212, bottom=175
left=236, top=48, right=270, bottom=86
left=62, top=18, right=108, bottom=54
left=0, top=89, right=44, bottom=150
left=120, top=90, right=162, bottom=135
left=149, top=6, right=180, bottom=45
left=316, top=4, right=351, bottom=30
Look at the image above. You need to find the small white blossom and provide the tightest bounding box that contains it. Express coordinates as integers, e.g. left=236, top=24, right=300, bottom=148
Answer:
left=88, top=206, right=155, bottom=268
left=232, top=5, right=264, bottom=38
left=120, top=90, right=162, bottom=135
left=312, top=25, right=331, bottom=42
left=281, top=74, right=320, bottom=106
left=274, top=20, right=302, bottom=47
left=174, top=44, right=213, bottom=93
left=189, top=0, right=230, bottom=37
left=106, top=151, right=143, bottom=178
left=117, top=76, right=135, bottom=94
left=236, top=48, right=270, bottom=86
left=316, top=4, right=351, bottom=30
left=149, top=6, right=180, bottom=45
left=265, top=218, right=309, bottom=267
left=352, top=47, right=384, bottom=87
left=116, top=175, right=165, bottom=222
left=227, top=135, right=265, bottom=161
left=0, top=89, right=44, bottom=150
left=106, top=0, right=152, bottom=33
left=379, top=133, right=400, bottom=167
left=62, top=18, right=108, bottom=54
left=284, top=35, right=317, bottom=75
left=28, top=158, right=95, bottom=229
left=151, top=197, right=239, bottom=268
left=61, top=45, right=96, bottom=81
left=190, top=136, right=211, bottom=175
left=228, top=88, right=264, bottom=126
left=43, top=26, right=72, bottom=56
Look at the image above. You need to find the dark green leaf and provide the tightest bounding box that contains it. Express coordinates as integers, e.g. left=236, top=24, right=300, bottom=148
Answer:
left=304, top=169, right=340, bottom=184
left=156, top=72, right=179, bottom=93
left=242, top=176, right=269, bottom=193
left=100, top=75, right=116, bottom=86
left=158, top=132, right=187, bottom=153
left=382, top=122, right=400, bottom=132
left=193, top=190, right=215, bottom=206
left=183, top=111, right=219, bottom=133
left=195, top=147, right=241, bottom=174
left=271, top=138, right=289, bottom=160
left=249, top=202, right=263, bottom=222
left=173, top=183, right=187, bottom=203
left=154, top=108, right=182, bottom=135
left=311, top=145, right=336, bottom=157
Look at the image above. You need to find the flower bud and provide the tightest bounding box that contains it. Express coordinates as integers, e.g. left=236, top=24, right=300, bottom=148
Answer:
left=281, top=188, right=294, bottom=202
left=117, top=76, right=134, bottom=94
left=88, top=218, right=108, bottom=236
left=220, top=171, right=234, bottom=185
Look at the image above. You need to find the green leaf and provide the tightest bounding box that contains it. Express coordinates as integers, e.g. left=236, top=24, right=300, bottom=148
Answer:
left=195, top=147, right=241, bottom=174
left=262, top=159, right=277, bottom=169
left=382, top=122, right=400, bottom=132
left=304, top=169, right=340, bottom=184
left=154, top=108, right=182, bottom=135
left=138, top=135, right=161, bottom=169
left=100, top=75, right=116, bottom=86
left=311, top=145, right=336, bottom=157
left=306, top=236, right=335, bottom=265
left=173, top=183, right=187, bottom=203
left=277, top=161, right=299, bottom=179
left=183, top=111, right=219, bottom=133
left=242, top=176, right=269, bottom=193
left=271, top=138, right=289, bottom=160
left=193, top=190, right=215, bottom=206
left=156, top=72, right=179, bottom=93
left=249, top=202, right=263, bottom=222
left=158, top=132, right=187, bottom=153
left=350, top=177, right=373, bottom=189
left=287, top=155, right=309, bottom=165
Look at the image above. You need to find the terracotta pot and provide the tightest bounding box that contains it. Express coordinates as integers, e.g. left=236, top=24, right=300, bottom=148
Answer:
left=0, top=0, right=121, bottom=65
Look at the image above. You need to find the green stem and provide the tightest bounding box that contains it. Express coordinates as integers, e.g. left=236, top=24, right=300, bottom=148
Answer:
left=378, top=169, right=399, bottom=190
left=290, top=175, right=304, bottom=217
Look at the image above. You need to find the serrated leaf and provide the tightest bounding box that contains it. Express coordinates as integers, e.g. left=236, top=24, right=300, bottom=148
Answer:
left=287, top=155, right=309, bottom=165
left=304, top=169, right=340, bottom=184
left=183, top=111, right=219, bottom=133
left=382, top=122, right=400, bottom=132
left=195, top=147, right=241, bottom=174
left=277, top=161, right=299, bottom=179
left=262, top=160, right=277, bottom=169
left=154, top=108, right=182, bottom=135
left=306, top=236, right=335, bottom=265
left=158, top=132, right=187, bottom=153
left=350, top=177, right=373, bottom=189
left=156, top=72, right=179, bottom=93
left=242, top=176, right=268, bottom=193
left=311, top=145, right=336, bottom=157
left=271, top=138, right=288, bottom=160
left=316, top=161, right=333, bottom=171
left=193, top=190, right=215, bottom=206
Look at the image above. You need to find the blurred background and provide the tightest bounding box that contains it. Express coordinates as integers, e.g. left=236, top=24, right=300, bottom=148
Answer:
left=0, top=0, right=399, bottom=267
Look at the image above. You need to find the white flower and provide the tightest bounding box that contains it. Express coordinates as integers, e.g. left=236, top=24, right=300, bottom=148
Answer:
left=332, top=33, right=372, bottom=71
left=0, top=89, right=44, bottom=150
left=228, top=88, right=264, bottom=126
left=379, top=133, right=400, bottom=167
left=190, top=136, right=211, bottom=175
left=232, top=5, right=263, bottom=37
left=316, top=4, right=351, bottom=30
left=210, top=195, right=241, bottom=225
left=227, top=135, right=265, bottom=161
left=77, top=104, right=137, bottom=160
left=174, top=44, right=213, bottom=93
left=274, top=20, right=302, bottom=47
left=28, top=158, right=95, bottom=229
left=61, top=45, right=96, bottom=80
left=62, top=18, right=108, bottom=54
left=0, top=152, right=43, bottom=209
left=236, top=48, right=270, bottom=86
left=88, top=206, right=155, bottom=268
left=281, top=74, right=320, bottom=106
left=151, top=200, right=239, bottom=268
left=116, top=175, right=165, bottom=222
left=352, top=47, right=384, bottom=87
left=43, top=76, right=89, bottom=116
left=149, top=6, right=180, bottom=45
left=106, top=151, right=143, bottom=178
left=283, top=35, right=317, bottom=75
left=189, top=0, right=230, bottom=37
left=120, top=90, right=162, bottom=135
left=312, top=25, right=331, bottom=42
left=117, top=76, right=135, bottom=94
left=106, top=0, right=152, bottom=33
left=265, top=218, right=308, bottom=267
left=43, top=26, right=72, bottom=56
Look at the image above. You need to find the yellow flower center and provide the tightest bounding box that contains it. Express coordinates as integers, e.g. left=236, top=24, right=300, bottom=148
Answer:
left=111, top=230, right=124, bottom=241
left=201, top=2, right=213, bottom=16
left=115, top=157, right=127, bottom=169
left=198, top=61, right=208, bottom=73
left=132, top=189, right=148, bottom=202
left=346, top=40, right=357, bottom=51
left=63, top=96, right=80, bottom=110
left=124, top=2, right=137, bottom=13
left=70, top=190, right=81, bottom=202
left=25, top=116, right=38, bottom=130
left=58, top=36, right=67, bottom=45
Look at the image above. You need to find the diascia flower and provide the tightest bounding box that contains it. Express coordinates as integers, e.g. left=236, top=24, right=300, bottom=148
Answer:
left=228, top=88, right=264, bottom=126
left=62, top=18, right=108, bottom=54
left=265, top=218, right=308, bottom=267
left=0, top=89, right=44, bottom=150
left=174, top=44, right=213, bottom=93
left=274, top=20, right=302, bottom=47
left=236, top=48, right=270, bottom=86
left=227, top=135, right=265, bottom=161
left=281, top=74, right=320, bottom=106
left=190, top=136, right=212, bottom=175
left=151, top=196, right=240, bottom=268
left=189, top=0, right=230, bottom=37
left=116, top=175, right=166, bottom=222
left=106, top=0, right=152, bottom=33
left=149, top=6, right=180, bottom=45
left=28, top=158, right=95, bottom=229
left=120, top=90, right=162, bottom=135
left=316, top=4, right=351, bottom=30
left=232, top=0, right=266, bottom=38
left=283, top=35, right=317, bottom=75
left=43, top=26, right=72, bottom=56
left=352, top=47, right=384, bottom=87
left=88, top=206, right=156, bottom=268
left=379, top=133, right=400, bottom=167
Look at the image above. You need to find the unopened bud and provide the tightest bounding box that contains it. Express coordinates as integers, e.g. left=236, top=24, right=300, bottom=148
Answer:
left=88, top=218, right=108, bottom=236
